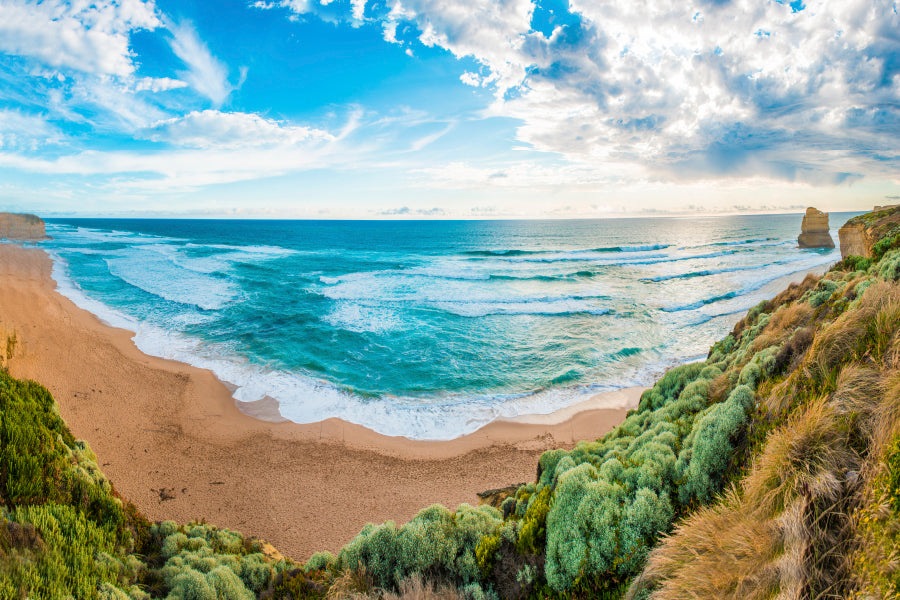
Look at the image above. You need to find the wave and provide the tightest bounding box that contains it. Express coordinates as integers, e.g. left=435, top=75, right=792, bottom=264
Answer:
left=613, top=347, right=642, bottom=358
left=708, top=237, right=777, bottom=246
left=488, top=274, right=569, bottom=282
left=614, top=249, right=738, bottom=267
left=595, top=243, right=670, bottom=252
left=641, top=264, right=769, bottom=282
left=461, top=244, right=669, bottom=259
left=661, top=291, right=739, bottom=312
left=48, top=250, right=642, bottom=440
left=659, top=253, right=838, bottom=314
left=104, top=252, right=239, bottom=311
left=462, top=249, right=550, bottom=257
left=321, top=302, right=402, bottom=334
left=431, top=299, right=613, bottom=318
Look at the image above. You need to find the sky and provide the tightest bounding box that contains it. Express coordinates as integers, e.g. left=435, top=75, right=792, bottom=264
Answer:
left=0, top=0, right=898, bottom=219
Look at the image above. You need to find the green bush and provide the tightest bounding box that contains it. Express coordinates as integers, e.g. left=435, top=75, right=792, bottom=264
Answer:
left=676, top=385, right=753, bottom=504
left=877, top=249, right=900, bottom=281
left=1, top=503, right=123, bottom=599
left=837, top=255, right=874, bottom=273
left=154, top=522, right=279, bottom=596
left=0, top=368, right=283, bottom=599
left=335, top=504, right=501, bottom=592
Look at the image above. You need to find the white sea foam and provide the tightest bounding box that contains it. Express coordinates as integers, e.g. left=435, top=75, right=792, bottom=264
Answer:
left=48, top=250, right=645, bottom=439
left=41, top=219, right=850, bottom=440
left=104, top=251, right=239, bottom=311
left=431, top=299, right=612, bottom=317
left=321, top=302, right=403, bottom=334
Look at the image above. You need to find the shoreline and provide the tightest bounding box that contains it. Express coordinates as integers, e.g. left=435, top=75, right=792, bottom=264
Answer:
left=0, top=243, right=836, bottom=558
left=0, top=243, right=647, bottom=559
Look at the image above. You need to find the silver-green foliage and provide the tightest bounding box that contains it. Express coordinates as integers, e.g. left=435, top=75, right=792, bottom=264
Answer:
left=738, top=347, right=778, bottom=390
left=878, top=248, right=900, bottom=281
left=537, top=362, right=729, bottom=590
left=154, top=521, right=279, bottom=599
left=803, top=278, right=843, bottom=307
left=335, top=504, right=502, bottom=591
left=675, top=385, right=754, bottom=504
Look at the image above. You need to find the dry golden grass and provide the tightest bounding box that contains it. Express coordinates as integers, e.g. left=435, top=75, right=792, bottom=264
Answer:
left=868, top=372, right=900, bottom=455
left=321, top=571, right=462, bottom=600
left=744, top=399, right=855, bottom=519
left=626, top=489, right=782, bottom=600
left=751, top=302, right=815, bottom=354
left=325, top=568, right=376, bottom=600
left=730, top=273, right=820, bottom=339
left=805, top=281, right=900, bottom=382
left=381, top=575, right=461, bottom=600
left=629, top=398, right=859, bottom=600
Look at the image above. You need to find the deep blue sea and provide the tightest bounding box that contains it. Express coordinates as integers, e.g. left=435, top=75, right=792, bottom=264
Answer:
left=38, top=214, right=853, bottom=439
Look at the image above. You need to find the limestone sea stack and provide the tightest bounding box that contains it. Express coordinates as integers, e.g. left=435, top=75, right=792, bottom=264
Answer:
left=797, top=207, right=834, bottom=248
left=0, top=213, right=47, bottom=240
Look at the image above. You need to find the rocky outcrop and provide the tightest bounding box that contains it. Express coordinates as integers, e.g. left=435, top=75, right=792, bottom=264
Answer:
left=0, top=213, right=46, bottom=240
left=798, top=207, right=834, bottom=248
left=839, top=222, right=870, bottom=258
left=838, top=205, right=900, bottom=259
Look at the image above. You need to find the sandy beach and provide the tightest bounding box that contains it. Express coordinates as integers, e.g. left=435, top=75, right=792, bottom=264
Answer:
left=0, top=243, right=648, bottom=559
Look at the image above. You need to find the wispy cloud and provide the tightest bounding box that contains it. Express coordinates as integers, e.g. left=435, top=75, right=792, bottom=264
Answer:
left=168, top=20, right=235, bottom=105
left=141, top=110, right=334, bottom=148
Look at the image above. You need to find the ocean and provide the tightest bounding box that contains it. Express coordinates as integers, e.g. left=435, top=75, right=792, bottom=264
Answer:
left=38, top=214, right=853, bottom=440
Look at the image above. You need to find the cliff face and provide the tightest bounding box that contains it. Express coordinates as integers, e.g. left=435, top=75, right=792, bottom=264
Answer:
left=797, top=207, right=834, bottom=248
left=839, top=221, right=869, bottom=258
left=838, top=205, right=900, bottom=259
left=0, top=213, right=46, bottom=240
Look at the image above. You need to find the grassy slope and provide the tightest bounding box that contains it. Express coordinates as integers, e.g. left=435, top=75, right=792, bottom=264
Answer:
left=0, top=367, right=291, bottom=599
left=5, top=208, right=900, bottom=599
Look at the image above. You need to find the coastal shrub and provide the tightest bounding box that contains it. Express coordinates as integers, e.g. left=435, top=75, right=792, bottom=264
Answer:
left=0, top=360, right=289, bottom=600
left=871, top=225, right=900, bottom=261
left=637, top=362, right=705, bottom=412
left=708, top=334, right=736, bottom=363
left=544, top=463, right=674, bottom=590
left=0, top=368, right=132, bottom=554
left=738, top=347, right=778, bottom=389
left=153, top=522, right=279, bottom=597
left=515, top=486, right=550, bottom=556
left=304, top=551, right=335, bottom=573
left=837, top=254, right=874, bottom=273
left=877, top=248, right=900, bottom=281
left=676, top=386, right=753, bottom=505
left=0, top=503, right=123, bottom=599
left=335, top=504, right=502, bottom=591
left=804, top=278, right=842, bottom=308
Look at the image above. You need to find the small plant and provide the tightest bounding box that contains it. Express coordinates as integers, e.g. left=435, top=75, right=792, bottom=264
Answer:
left=5, top=332, right=15, bottom=360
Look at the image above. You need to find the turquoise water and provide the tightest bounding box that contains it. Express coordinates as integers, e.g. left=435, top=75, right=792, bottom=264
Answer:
left=40, top=215, right=850, bottom=439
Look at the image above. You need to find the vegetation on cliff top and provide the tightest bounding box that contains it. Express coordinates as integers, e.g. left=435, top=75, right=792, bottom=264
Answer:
left=5, top=207, right=900, bottom=599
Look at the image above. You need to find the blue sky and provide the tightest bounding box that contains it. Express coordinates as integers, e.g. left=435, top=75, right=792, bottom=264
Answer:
left=0, top=0, right=898, bottom=218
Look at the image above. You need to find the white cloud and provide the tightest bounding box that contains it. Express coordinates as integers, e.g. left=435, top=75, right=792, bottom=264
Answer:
left=168, top=20, right=234, bottom=105
left=142, top=110, right=334, bottom=148
left=459, top=71, right=481, bottom=86
left=383, top=20, right=400, bottom=43
left=133, top=77, right=188, bottom=93
left=0, top=109, right=348, bottom=191
left=0, top=0, right=160, bottom=77
left=267, top=0, right=900, bottom=185
left=351, top=0, right=367, bottom=21
left=0, top=109, right=62, bottom=151
left=494, top=0, right=900, bottom=181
